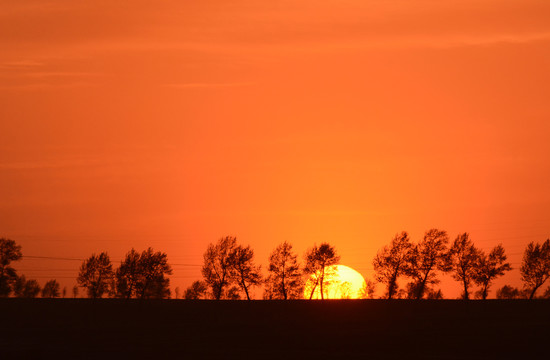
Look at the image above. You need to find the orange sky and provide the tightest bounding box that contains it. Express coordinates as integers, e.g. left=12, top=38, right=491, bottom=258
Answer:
left=1, top=0, right=550, bottom=298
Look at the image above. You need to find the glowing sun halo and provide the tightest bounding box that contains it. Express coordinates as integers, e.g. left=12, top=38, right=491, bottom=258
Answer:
left=304, top=265, right=367, bottom=299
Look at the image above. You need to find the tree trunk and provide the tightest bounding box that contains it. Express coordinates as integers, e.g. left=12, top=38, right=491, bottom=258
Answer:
left=388, top=272, right=399, bottom=299
left=463, top=280, right=469, bottom=300
left=482, top=284, right=488, bottom=300
left=319, top=268, right=325, bottom=300
left=529, top=286, right=539, bottom=300
left=242, top=276, right=251, bottom=301
left=309, top=280, right=318, bottom=300
left=388, top=282, right=395, bottom=299
left=281, top=270, right=287, bottom=300
left=416, top=274, right=429, bottom=300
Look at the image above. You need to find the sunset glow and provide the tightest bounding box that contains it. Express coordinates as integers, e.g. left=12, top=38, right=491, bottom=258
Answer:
left=1, top=0, right=549, bottom=299
left=305, top=265, right=367, bottom=299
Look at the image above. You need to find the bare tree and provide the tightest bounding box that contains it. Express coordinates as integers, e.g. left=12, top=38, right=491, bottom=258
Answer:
left=0, top=238, right=22, bottom=297
left=265, top=241, right=303, bottom=300
left=448, top=233, right=480, bottom=300
left=228, top=245, right=261, bottom=300
left=202, top=236, right=237, bottom=300
left=42, top=279, right=61, bottom=298
left=13, top=275, right=41, bottom=298
left=474, top=244, right=512, bottom=299
left=72, top=285, right=79, bottom=298
left=184, top=280, right=208, bottom=299
left=304, top=243, right=340, bottom=300
left=520, top=239, right=550, bottom=299
left=406, top=229, right=450, bottom=299
left=373, top=232, right=413, bottom=299
left=77, top=252, right=114, bottom=298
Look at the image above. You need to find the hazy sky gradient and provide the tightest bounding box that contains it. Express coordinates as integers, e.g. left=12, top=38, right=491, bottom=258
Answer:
left=1, top=0, right=549, bottom=297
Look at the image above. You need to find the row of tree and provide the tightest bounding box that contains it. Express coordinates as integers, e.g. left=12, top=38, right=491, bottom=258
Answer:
left=2, top=233, right=550, bottom=300
left=0, top=239, right=67, bottom=298
left=76, top=248, right=173, bottom=299
left=373, top=230, right=511, bottom=300
left=194, top=231, right=550, bottom=300
left=189, top=232, right=550, bottom=300
left=0, top=239, right=173, bottom=299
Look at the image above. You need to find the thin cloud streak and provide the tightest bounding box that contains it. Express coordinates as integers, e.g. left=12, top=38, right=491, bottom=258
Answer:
left=0, top=81, right=96, bottom=91
left=0, top=60, right=44, bottom=68
left=164, top=82, right=255, bottom=89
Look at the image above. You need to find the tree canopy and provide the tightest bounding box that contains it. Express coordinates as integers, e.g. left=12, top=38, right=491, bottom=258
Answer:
left=265, top=241, right=303, bottom=300
left=373, top=232, right=413, bottom=299
left=202, top=236, right=237, bottom=300
left=447, top=233, right=480, bottom=300
left=474, top=244, right=511, bottom=300
left=77, top=252, right=114, bottom=299
left=0, top=238, right=23, bottom=297
left=228, top=244, right=261, bottom=300
left=520, top=239, right=550, bottom=299
left=406, top=229, right=450, bottom=299
left=304, top=243, right=340, bottom=300
left=42, top=279, right=61, bottom=298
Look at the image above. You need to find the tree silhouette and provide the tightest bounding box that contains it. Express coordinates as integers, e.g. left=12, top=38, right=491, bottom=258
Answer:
left=77, top=252, right=114, bottom=298
left=496, top=285, right=526, bottom=299
left=115, top=249, right=141, bottom=299
left=42, top=279, right=61, bottom=298
left=447, top=233, right=480, bottom=300
left=184, top=280, right=208, bottom=299
left=304, top=243, right=340, bottom=300
left=113, top=248, right=172, bottom=299
left=175, top=287, right=180, bottom=299
left=225, top=285, right=241, bottom=300
left=228, top=245, right=261, bottom=300
left=265, top=241, right=303, bottom=300
left=373, top=232, right=413, bottom=299
left=13, top=275, right=41, bottom=298
left=72, top=285, right=79, bottom=298
left=406, top=229, right=451, bottom=299
left=473, top=244, right=512, bottom=299
left=359, top=279, right=376, bottom=299
left=202, top=236, right=237, bottom=300
left=136, top=248, right=172, bottom=299
left=0, top=238, right=22, bottom=297
left=425, top=288, right=444, bottom=299
left=520, top=239, right=550, bottom=299
left=62, top=287, right=67, bottom=298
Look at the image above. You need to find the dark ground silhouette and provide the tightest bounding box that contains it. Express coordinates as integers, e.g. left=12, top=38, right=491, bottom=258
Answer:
left=1, top=299, right=549, bottom=359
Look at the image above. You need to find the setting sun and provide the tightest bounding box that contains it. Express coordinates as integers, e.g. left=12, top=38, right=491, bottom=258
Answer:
left=304, top=265, right=367, bottom=299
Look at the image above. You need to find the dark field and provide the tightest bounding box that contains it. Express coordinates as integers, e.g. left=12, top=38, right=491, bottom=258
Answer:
left=1, top=299, right=549, bottom=359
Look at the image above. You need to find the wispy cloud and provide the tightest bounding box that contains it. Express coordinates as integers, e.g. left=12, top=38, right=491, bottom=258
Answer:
left=21, top=71, right=98, bottom=78
left=0, top=81, right=96, bottom=91
left=164, top=82, right=254, bottom=89
left=0, top=155, right=130, bottom=170
left=0, top=60, right=44, bottom=68
left=419, top=31, right=550, bottom=49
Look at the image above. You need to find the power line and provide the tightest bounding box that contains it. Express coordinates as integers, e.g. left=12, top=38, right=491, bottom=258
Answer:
left=23, top=255, right=83, bottom=261
left=22, top=255, right=201, bottom=267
